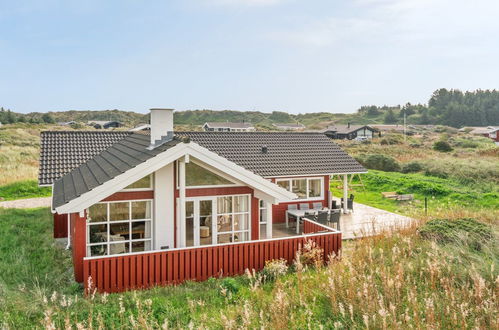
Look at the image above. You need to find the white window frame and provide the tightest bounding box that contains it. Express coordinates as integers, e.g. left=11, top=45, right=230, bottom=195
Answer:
left=86, top=199, right=154, bottom=257
left=216, top=194, right=251, bottom=244
left=179, top=194, right=251, bottom=247
left=275, top=177, right=324, bottom=201
left=120, top=174, right=154, bottom=192
left=259, top=199, right=267, bottom=224
left=176, top=159, right=240, bottom=189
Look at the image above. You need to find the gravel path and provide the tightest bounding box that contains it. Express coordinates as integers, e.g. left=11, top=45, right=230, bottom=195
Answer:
left=0, top=197, right=51, bottom=209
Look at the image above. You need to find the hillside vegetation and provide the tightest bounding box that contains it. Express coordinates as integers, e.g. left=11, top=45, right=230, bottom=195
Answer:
left=2, top=88, right=499, bottom=128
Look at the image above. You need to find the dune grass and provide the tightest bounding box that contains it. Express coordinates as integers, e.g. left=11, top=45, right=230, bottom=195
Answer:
left=0, top=207, right=497, bottom=328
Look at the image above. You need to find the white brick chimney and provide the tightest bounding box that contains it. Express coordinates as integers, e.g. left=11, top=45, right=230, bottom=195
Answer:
left=150, top=108, right=174, bottom=145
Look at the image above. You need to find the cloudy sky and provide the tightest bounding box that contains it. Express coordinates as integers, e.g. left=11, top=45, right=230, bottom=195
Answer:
left=1, top=0, right=499, bottom=114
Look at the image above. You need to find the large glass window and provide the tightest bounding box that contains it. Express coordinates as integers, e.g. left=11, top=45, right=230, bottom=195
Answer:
left=276, top=177, right=324, bottom=200
left=122, top=175, right=152, bottom=190
left=216, top=195, right=250, bottom=244
left=87, top=200, right=152, bottom=257
left=185, top=162, right=233, bottom=187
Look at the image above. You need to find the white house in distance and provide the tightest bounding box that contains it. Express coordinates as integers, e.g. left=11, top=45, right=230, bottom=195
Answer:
left=202, top=122, right=255, bottom=132
left=272, top=123, right=305, bottom=130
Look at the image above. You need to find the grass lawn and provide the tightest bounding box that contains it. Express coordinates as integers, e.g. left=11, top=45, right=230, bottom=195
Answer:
left=0, top=180, right=51, bottom=201
left=331, top=170, right=499, bottom=216
left=0, top=206, right=497, bottom=328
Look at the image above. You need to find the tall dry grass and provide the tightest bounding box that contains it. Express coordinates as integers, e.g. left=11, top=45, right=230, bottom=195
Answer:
left=0, top=127, right=41, bottom=185
left=10, top=219, right=494, bottom=329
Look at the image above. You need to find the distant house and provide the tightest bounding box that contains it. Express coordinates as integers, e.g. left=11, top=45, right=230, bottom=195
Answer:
left=58, top=121, right=77, bottom=126
left=202, top=122, right=255, bottom=132
left=469, top=126, right=499, bottom=144
left=272, top=123, right=305, bottom=131
left=87, top=120, right=122, bottom=129
left=323, top=124, right=377, bottom=140
left=129, top=124, right=151, bottom=131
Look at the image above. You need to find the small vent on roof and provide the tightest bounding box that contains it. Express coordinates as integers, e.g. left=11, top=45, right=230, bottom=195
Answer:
left=261, top=145, right=268, bottom=153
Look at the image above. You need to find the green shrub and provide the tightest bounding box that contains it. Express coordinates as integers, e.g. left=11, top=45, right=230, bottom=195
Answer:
left=401, top=161, right=423, bottom=173
left=358, top=154, right=401, bottom=172
left=452, top=138, right=479, bottom=148
left=433, top=140, right=453, bottom=152
left=219, top=277, right=240, bottom=295
left=418, top=218, right=494, bottom=251
left=405, top=181, right=450, bottom=196
left=380, top=135, right=402, bottom=145
left=424, top=167, right=449, bottom=179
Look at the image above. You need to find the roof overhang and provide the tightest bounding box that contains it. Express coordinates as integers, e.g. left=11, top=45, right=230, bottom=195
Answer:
left=54, top=141, right=297, bottom=214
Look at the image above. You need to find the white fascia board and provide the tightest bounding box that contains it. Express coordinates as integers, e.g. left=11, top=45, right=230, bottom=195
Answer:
left=55, top=143, right=189, bottom=214
left=266, top=171, right=368, bottom=179
left=55, top=141, right=296, bottom=214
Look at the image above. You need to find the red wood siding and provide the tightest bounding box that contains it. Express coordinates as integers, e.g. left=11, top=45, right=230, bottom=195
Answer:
left=271, top=175, right=330, bottom=223
left=101, top=190, right=154, bottom=201
left=53, top=213, right=68, bottom=238
left=71, top=212, right=87, bottom=282
left=83, top=229, right=341, bottom=293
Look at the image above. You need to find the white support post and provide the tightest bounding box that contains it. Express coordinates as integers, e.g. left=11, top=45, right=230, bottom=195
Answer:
left=265, top=201, right=273, bottom=239
left=178, top=158, right=186, bottom=247
left=328, top=175, right=332, bottom=209
left=343, top=174, right=349, bottom=214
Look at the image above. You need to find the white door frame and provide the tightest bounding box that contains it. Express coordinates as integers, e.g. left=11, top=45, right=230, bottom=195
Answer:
left=180, top=196, right=217, bottom=247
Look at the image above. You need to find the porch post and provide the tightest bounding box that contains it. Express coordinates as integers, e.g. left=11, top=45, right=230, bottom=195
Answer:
left=328, top=175, right=332, bottom=209
left=265, top=201, right=273, bottom=239
left=178, top=157, right=187, bottom=247
left=343, top=174, right=348, bottom=214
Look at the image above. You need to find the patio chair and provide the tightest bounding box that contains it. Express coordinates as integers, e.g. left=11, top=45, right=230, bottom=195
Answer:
left=312, top=202, right=323, bottom=210
left=316, top=210, right=329, bottom=225
left=299, top=203, right=310, bottom=210
left=329, top=210, right=341, bottom=231
left=340, top=197, right=354, bottom=212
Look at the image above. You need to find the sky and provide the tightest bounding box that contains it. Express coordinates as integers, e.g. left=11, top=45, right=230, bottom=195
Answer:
left=1, top=0, right=499, bottom=114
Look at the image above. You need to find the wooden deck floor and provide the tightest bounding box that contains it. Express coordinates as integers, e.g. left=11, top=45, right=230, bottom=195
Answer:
left=261, top=200, right=413, bottom=240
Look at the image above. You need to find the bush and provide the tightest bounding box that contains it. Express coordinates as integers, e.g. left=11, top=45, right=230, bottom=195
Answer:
left=401, top=161, right=423, bottom=173
left=219, top=277, right=240, bottom=295
left=380, top=135, right=403, bottom=145
left=418, top=218, right=494, bottom=251
left=433, top=140, right=453, bottom=152
left=261, top=259, right=288, bottom=282
left=359, top=154, right=401, bottom=172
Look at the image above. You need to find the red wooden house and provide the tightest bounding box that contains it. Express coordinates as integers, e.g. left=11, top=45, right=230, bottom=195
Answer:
left=39, top=108, right=366, bottom=293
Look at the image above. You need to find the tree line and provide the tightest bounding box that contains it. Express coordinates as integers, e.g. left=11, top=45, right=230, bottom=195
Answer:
left=357, top=88, right=499, bottom=127
left=0, top=108, right=55, bottom=124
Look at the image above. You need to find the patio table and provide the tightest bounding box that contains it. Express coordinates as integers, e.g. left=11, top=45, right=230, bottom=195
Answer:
left=285, top=209, right=319, bottom=234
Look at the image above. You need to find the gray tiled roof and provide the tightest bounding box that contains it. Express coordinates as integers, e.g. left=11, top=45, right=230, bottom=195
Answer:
left=181, top=132, right=365, bottom=177
left=45, top=131, right=366, bottom=209
left=323, top=125, right=374, bottom=134
left=52, top=133, right=182, bottom=208
left=204, top=122, right=254, bottom=129
left=39, top=131, right=132, bottom=185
